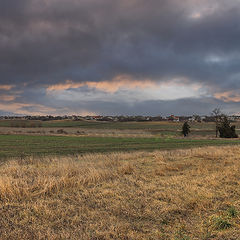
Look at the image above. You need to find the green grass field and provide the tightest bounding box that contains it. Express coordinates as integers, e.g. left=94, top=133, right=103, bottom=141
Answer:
left=0, top=119, right=210, bottom=128
left=0, top=134, right=239, bottom=159
left=1, top=120, right=240, bottom=159
left=0, top=119, right=235, bottom=137
left=0, top=119, right=216, bottom=129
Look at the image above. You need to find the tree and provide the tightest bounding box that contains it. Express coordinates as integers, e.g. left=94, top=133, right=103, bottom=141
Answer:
left=182, top=121, right=190, bottom=137
left=218, top=116, right=238, bottom=138
left=193, top=114, right=201, bottom=122
left=212, top=108, right=223, bottom=137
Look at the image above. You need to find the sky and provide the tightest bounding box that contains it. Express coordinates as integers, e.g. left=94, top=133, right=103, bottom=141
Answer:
left=1, top=0, right=240, bottom=116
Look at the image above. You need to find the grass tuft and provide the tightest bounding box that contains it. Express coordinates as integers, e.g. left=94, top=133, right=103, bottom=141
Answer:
left=227, top=206, right=238, bottom=218
left=212, top=216, right=232, bottom=230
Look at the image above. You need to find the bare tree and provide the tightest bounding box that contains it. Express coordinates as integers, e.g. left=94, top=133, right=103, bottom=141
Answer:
left=193, top=114, right=201, bottom=122
left=212, top=108, right=222, bottom=137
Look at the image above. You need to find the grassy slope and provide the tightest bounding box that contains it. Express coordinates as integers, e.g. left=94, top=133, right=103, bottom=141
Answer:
left=0, top=134, right=240, bottom=158
left=1, top=146, right=240, bottom=239
left=1, top=119, right=240, bottom=137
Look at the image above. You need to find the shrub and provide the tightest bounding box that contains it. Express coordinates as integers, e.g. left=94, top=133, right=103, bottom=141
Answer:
left=57, top=129, right=67, bottom=134
left=218, top=116, right=238, bottom=138
left=181, top=122, right=190, bottom=137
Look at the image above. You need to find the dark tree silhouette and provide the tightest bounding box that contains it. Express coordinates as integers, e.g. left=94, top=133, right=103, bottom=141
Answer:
left=212, top=108, right=222, bottom=138
left=218, top=116, right=238, bottom=138
left=182, top=121, right=190, bottom=137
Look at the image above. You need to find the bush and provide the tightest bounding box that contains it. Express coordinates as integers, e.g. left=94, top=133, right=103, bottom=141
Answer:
left=181, top=122, right=190, bottom=137
left=218, top=116, right=238, bottom=138
left=57, top=129, right=67, bottom=134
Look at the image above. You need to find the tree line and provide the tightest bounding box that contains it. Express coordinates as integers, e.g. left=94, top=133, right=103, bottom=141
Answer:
left=182, top=108, right=238, bottom=138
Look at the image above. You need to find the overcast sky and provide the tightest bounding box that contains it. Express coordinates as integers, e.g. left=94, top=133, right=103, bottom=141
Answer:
left=1, top=0, right=240, bottom=116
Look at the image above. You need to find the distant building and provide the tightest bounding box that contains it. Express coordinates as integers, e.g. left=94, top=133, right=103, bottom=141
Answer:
left=167, top=115, right=180, bottom=122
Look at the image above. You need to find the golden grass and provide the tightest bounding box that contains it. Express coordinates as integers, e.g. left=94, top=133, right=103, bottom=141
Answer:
left=1, top=146, right=240, bottom=239
left=0, top=127, right=155, bottom=138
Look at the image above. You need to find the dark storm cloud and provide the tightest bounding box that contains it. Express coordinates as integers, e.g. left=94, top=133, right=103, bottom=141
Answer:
left=67, top=97, right=240, bottom=116
left=0, top=0, right=240, bottom=90
left=17, top=96, right=240, bottom=116
left=1, top=0, right=240, bottom=115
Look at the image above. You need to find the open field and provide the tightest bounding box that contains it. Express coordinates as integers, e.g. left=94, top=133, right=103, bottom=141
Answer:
left=0, top=127, right=154, bottom=138
left=1, top=119, right=240, bottom=137
left=0, top=134, right=240, bottom=159
left=1, top=146, right=240, bottom=239
left=1, top=120, right=240, bottom=239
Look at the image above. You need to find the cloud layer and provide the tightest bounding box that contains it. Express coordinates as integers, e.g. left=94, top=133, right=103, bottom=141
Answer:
left=1, top=0, right=240, bottom=115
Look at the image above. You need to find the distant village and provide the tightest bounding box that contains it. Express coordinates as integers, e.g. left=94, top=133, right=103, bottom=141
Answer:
left=1, top=114, right=240, bottom=122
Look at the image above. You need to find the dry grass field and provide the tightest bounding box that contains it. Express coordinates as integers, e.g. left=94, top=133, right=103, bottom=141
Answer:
left=0, top=126, right=154, bottom=138
left=1, top=146, right=240, bottom=239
